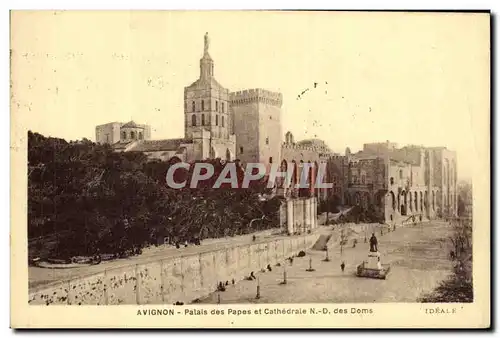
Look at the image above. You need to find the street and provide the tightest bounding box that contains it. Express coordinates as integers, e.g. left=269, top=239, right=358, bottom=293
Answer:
left=199, top=220, right=454, bottom=303
left=29, top=228, right=281, bottom=290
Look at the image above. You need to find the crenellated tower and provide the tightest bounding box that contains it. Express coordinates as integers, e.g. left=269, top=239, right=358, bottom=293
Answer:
left=230, top=89, right=283, bottom=167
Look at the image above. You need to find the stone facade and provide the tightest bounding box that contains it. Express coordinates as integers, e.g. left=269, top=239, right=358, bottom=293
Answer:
left=335, top=141, right=458, bottom=222
left=94, top=34, right=458, bottom=222
left=95, top=121, right=151, bottom=145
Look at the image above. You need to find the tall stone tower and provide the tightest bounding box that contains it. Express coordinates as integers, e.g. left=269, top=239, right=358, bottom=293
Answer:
left=184, top=33, right=235, bottom=160
left=230, top=89, right=283, bottom=168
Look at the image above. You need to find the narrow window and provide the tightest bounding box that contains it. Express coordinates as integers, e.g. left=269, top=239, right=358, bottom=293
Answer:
left=399, top=169, right=403, bottom=179
left=201, top=100, right=205, bottom=111
left=122, top=131, right=126, bottom=140
left=192, top=114, right=197, bottom=126
left=269, top=157, right=273, bottom=164
left=192, top=101, right=195, bottom=112
left=130, top=131, right=136, bottom=140
left=202, top=114, right=206, bottom=126
left=221, top=102, right=224, bottom=113
left=265, top=137, right=269, bottom=145
left=215, top=115, right=219, bottom=126
left=240, top=146, right=244, bottom=154
left=216, top=101, right=218, bottom=112
left=222, top=116, right=225, bottom=127
left=138, top=132, right=143, bottom=140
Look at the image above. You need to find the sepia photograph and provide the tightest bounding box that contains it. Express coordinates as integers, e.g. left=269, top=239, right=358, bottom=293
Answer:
left=10, top=10, right=490, bottom=328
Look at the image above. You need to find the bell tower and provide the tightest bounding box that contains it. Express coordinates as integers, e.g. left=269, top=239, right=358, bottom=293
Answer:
left=200, top=32, right=214, bottom=80
left=184, top=33, right=231, bottom=141
left=183, top=33, right=236, bottom=161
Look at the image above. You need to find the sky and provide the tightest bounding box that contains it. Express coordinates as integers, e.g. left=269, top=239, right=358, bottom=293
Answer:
left=11, top=11, right=490, bottom=180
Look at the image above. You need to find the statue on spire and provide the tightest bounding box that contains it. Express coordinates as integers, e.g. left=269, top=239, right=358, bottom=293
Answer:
left=204, top=32, right=210, bottom=54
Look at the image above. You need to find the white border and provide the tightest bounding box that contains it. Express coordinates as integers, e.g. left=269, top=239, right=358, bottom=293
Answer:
left=4, top=1, right=497, bottom=336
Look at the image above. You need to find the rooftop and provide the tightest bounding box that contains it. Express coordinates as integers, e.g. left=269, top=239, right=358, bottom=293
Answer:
left=131, top=139, right=192, bottom=152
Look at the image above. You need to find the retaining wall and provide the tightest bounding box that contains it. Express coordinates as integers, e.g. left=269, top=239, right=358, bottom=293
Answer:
left=29, top=233, right=318, bottom=305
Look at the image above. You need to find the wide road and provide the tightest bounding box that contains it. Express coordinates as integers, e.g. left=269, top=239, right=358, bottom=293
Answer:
left=29, top=228, right=282, bottom=290
left=199, top=220, right=455, bottom=303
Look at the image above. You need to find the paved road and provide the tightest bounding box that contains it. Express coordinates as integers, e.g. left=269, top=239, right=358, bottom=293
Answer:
left=199, top=220, right=454, bottom=303
left=29, top=228, right=283, bottom=290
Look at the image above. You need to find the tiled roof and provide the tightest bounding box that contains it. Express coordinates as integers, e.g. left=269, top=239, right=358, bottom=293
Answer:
left=131, top=139, right=191, bottom=152
left=112, top=141, right=135, bottom=150
left=186, top=77, right=226, bottom=91
left=121, top=121, right=144, bottom=129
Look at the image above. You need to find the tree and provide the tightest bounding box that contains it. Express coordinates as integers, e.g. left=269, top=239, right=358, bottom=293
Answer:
left=457, top=180, right=472, bottom=217
left=28, top=131, right=279, bottom=259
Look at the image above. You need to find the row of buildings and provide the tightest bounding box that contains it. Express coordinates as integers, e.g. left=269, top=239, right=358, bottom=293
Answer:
left=96, top=33, right=458, bottom=223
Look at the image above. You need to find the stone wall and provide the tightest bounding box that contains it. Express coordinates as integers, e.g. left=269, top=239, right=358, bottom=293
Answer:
left=29, top=233, right=318, bottom=306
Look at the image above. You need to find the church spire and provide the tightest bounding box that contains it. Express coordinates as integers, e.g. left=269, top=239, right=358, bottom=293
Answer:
left=200, top=32, right=214, bottom=80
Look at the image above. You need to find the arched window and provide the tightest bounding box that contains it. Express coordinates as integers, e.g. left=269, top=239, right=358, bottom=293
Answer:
left=122, top=131, right=126, bottom=140
left=130, top=131, right=136, bottom=140
left=192, top=114, right=197, bottom=126
left=138, top=132, right=143, bottom=140
left=201, top=100, right=205, bottom=111
left=215, top=115, right=219, bottom=126
left=414, top=191, right=418, bottom=211
left=269, top=157, right=273, bottom=164
left=202, top=114, right=206, bottom=126
left=192, top=101, right=195, bottom=112
left=390, top=191, right=396, bottom=210
left=390, top=177, right=394, bottom=185
left=222, top=116, right=225, bottom=128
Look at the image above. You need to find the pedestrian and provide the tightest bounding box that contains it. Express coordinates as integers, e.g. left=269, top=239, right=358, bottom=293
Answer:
left=340, top=261, right=345, bottom=272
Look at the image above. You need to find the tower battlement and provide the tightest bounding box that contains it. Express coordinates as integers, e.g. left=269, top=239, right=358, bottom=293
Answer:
left=329, top=155, right=346, bottom=160
left=230, top=88, right=283, bottom=107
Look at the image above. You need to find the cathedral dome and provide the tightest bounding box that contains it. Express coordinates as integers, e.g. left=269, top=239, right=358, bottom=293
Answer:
left=296, top=138, right=332, bottom=152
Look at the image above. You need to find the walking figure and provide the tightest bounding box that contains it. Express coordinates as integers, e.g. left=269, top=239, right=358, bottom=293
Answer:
left=340, top=261, right=345, bottom=272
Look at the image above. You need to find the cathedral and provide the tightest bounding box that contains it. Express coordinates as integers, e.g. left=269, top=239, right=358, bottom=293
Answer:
left=95, top=33, right=458, bottom=221
left=96, top=33, right=282, bottom=167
